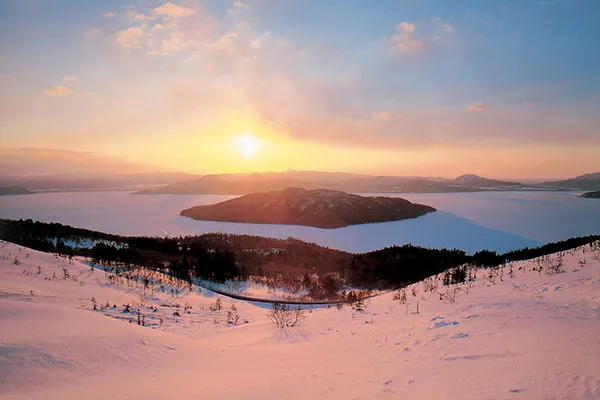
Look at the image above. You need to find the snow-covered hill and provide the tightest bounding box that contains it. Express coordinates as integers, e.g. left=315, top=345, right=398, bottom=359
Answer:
left=1, top=240, right=599, bottom=399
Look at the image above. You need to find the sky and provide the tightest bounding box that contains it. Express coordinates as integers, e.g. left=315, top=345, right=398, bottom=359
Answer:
left=0, top=0, right=599, bottom=179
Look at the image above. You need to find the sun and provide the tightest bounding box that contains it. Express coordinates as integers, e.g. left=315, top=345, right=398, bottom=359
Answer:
left=236, top=133, right=261, bottom=158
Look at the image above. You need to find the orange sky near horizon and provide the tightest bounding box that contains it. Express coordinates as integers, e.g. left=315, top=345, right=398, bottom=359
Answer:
left=1, top=1, right=599, bottom=180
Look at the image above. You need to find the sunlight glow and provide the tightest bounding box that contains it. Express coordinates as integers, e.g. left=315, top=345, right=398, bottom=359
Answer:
left=236, top=133, right=261, bottom=158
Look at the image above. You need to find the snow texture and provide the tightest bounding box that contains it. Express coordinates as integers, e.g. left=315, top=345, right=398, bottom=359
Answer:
left=1, top=239, right=599, bottom=399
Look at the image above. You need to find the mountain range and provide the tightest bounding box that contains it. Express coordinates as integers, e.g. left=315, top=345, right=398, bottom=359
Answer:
left=136, top=171, right=600, bottom=195
left=1, top=170, right=598, bottom=195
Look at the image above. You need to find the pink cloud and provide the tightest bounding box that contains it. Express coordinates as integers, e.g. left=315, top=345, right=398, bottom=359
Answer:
left=467, top=102, right=490, bottom=112
left=397, top=22, right=415, bottom=35
left=116, top=27, right=144, bottom=49
left=390, top=22, right=423, bottom=52
left=153, top=2, right=194, bottom=18
left=376, top=112, right=402, bottom=121
left=43, top=86, right=72, bottom=96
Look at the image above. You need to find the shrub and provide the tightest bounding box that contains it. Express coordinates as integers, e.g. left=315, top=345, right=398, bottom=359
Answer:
left=393, top=289, right=407, bottom=304
left=268, top=303, right=306, bottom=328
left=352, top=299, right=367, bottom=313
left=210, top=298, right=222, bottom=311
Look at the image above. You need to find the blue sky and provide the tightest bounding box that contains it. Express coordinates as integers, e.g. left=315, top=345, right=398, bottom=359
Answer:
left=0, top=0, right=599, bottom=178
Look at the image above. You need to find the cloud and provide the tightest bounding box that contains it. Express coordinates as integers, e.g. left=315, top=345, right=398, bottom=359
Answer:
left=109, top=3, right=213, bottom=55
left=390, top=22, right=423, bottom=52
left=86, top=28, right=101, bottom=37
left=467, top=102, right=490, bottom=112
left=0, top=148, right=151, bottom=177
left=249, top=38, right=263, bottom=49
left=43, top=86, right=72, bottom=96
left=211, top=32, right=239, bottom=51
left=116, top=27, right=144, bottom=49
left=432, top=17, right=453, bottom=32
left=376, top=112, right=402, bottom=121
left=152, top=23, right=167, bottom=32
left=161, top=34, right=187, bottom=52
left=227, top=1, right=250, bottom=14
left=283, top=104, right=599, bottom=152
left=62, top=76, right=76, bottom=82
left=101, top=12, right=115, bottom=18
left=129, top=13, right=156, bottom=22
left=153, top=2, right=194, bottom=18
left=539, top=0, right=567, bottom=5
left=398, top=22, right=415, bottom=35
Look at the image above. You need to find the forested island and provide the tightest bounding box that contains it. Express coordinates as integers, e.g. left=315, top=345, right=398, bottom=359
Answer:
left=581, top=190, right=600, bottom=199
left=180, top=187, right=435, bottom=228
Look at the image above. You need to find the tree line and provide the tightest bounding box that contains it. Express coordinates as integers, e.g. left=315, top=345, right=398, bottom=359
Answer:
left=1, top=218, right=598, bottom=296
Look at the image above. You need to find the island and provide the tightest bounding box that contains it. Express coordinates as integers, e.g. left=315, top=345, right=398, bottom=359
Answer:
left=580, top=190, right=600, bottom=199
left=180, top=187, right=436, bottom=228
left=0, top=185, right=33, bottom=196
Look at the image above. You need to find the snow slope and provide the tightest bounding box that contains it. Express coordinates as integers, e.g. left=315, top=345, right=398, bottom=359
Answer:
left=1, top=240, right=599, bottom=399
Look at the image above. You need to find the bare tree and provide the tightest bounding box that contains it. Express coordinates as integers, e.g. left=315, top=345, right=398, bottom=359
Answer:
left=268, top=303, right=306, bottom=328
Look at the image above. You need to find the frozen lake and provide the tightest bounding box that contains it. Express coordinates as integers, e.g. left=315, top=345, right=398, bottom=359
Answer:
left=1, top=191, right=598, bottom=254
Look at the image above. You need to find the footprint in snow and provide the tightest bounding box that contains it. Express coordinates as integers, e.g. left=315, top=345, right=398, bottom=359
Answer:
left=432, top=321, right=459, bottom=329
left=382, top=380, right=396, bottom=394
left=450, top=333, right=469, bottom=339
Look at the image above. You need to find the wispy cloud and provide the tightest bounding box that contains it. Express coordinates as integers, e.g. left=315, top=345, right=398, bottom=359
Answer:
left=376, top=112, right=403, bottom=121
left=390, top=22, right=423, bottom=52
left=116, top=27, right=144, bottom=49
left=539, top=0, right=568, bottom=5
left=0, top=148, right=150, bottom=176
left=62, top=76, right=76, bottom=82
left=86, top=28, right=101, bottom=37
left=161, top=33, right=188, bottom=52
left=467, top=102, right=490, bottom=112
left=101, top=12, right=115, bottom=19
left=151, top=23, right=167, bottom=32
left=43, top=85, right=71, bottom=96
left=153, top=2, right=194, bottom=19
left=128, top=12, right=156, bottom=22
left=211, top=32, right=239, bottom=51
left=233, top=1, right=250, bottom=9
left=227, top=1, right=250, bottom=14
left=432, top=17, right=453, bottom=33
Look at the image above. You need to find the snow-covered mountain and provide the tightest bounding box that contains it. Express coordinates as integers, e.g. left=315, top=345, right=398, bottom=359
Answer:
left=1, top=240, right=599, bottom=399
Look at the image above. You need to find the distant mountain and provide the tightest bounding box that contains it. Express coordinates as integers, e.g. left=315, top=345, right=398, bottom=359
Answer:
left=581, top=190, right=600, bottom=199
left=0, top=185, right=33, bottom=196
left=0, top=172, right=200, bottom=192
left=536, top=173, right=600, bottom=191
left=453, top=174, right=523, bottom=188
left=180, top=187, right=436, bottom=228
left=135, top=170, right=504, bottom=195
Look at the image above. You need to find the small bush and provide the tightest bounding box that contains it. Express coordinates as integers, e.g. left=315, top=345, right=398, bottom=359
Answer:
left=393, top=289, right=407, bottom=304
left=352, top=299, right=367, bottom=313
left=268, top=303, right=306, bottom=328
left=210, top=298, right=222, bottom=311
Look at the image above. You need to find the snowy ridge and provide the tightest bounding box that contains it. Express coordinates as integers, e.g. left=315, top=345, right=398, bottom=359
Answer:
left=1, top=240, right=599, bottom=399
